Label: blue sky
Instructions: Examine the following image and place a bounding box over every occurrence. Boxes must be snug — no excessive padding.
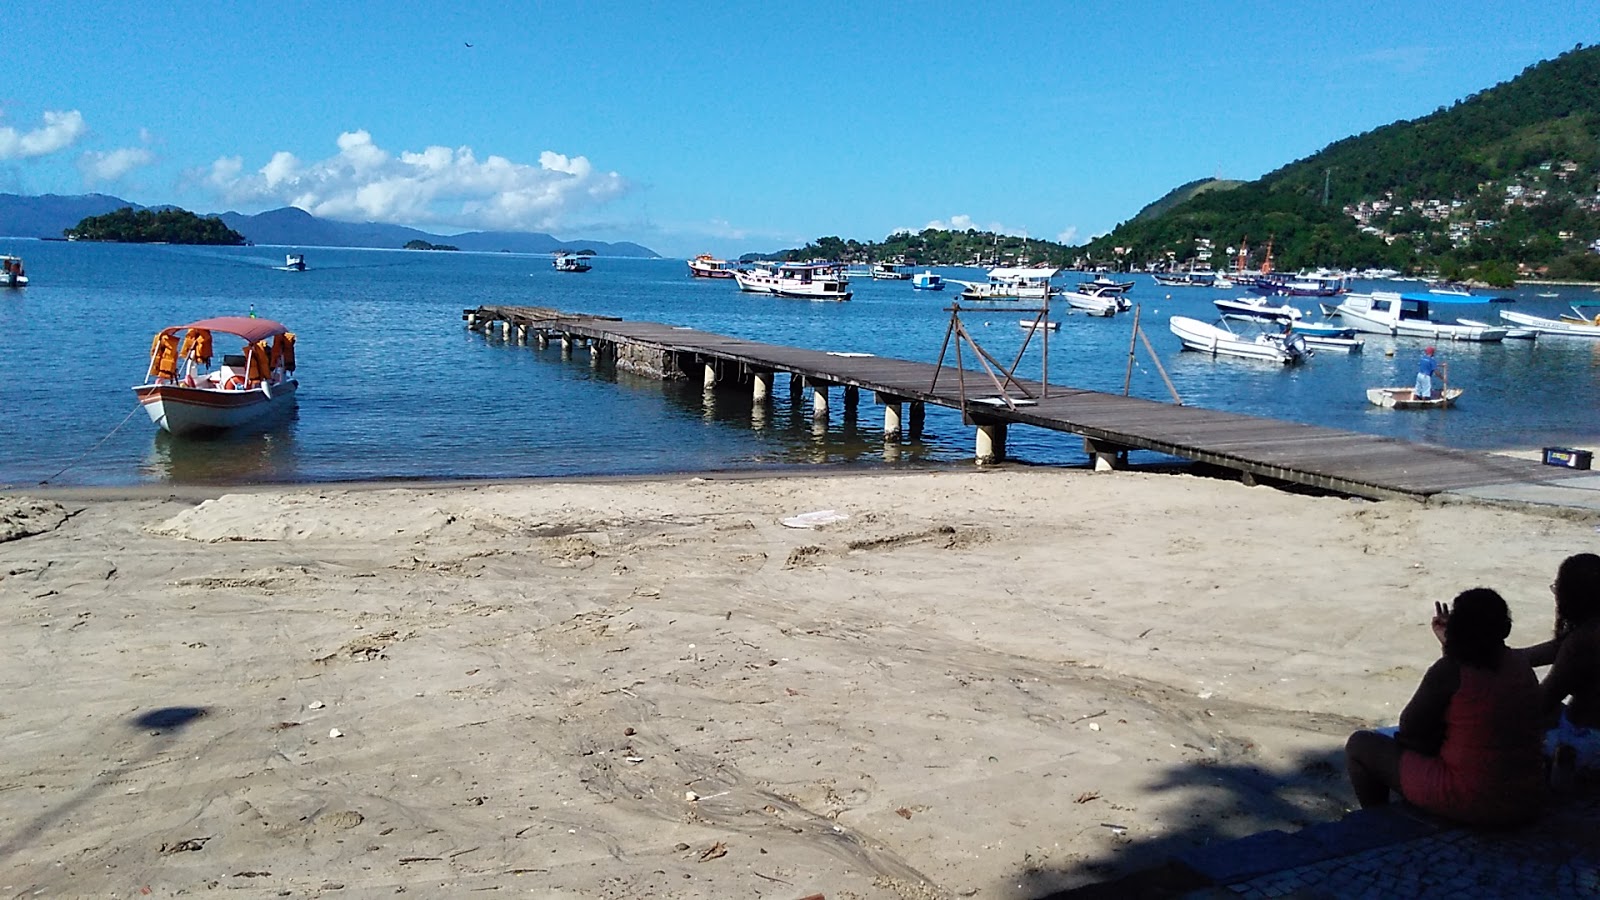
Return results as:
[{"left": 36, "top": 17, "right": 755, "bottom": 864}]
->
[{"left": 1, "top": 1, "right": 1594, "bottom": 257}]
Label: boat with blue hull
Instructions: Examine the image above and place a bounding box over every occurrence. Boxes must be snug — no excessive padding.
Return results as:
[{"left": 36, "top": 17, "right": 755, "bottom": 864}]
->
[{"left": 911, "top": 271, "right": 945, "bottom": 291}]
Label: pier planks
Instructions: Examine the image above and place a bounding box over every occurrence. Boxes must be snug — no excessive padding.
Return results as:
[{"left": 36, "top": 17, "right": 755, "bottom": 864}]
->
[{"left": 466, "top": 305, "right": 1554, "bottom": 501}]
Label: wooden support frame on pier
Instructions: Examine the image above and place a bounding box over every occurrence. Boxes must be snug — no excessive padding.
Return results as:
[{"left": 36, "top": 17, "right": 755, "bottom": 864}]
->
[{"left": 929, "top": 302, "right": 1048, "bottom": 420}]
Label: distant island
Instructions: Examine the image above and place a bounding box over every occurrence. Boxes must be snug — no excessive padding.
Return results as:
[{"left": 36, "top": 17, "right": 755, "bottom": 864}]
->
[
  {"left": 404, "top": 239, "right": 459, "bottom": 251},
  {"left": 64, "top": 207, "right": 245, "bottom": 245}
]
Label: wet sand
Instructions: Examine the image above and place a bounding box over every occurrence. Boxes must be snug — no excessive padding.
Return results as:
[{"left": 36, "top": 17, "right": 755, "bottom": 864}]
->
[{"left": 1, "top": 468, "right": 1593, "bottom": 898}]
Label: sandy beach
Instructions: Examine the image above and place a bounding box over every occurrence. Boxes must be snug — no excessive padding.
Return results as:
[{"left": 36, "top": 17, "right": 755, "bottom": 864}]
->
[{"left": 2, "top": 468, "right": 1595, "bottom": 898}]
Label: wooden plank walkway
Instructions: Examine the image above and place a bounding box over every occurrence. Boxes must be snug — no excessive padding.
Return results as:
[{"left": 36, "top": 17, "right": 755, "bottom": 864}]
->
[{"left": 466, "top": 305, "right": 1555, "bottom": 501}]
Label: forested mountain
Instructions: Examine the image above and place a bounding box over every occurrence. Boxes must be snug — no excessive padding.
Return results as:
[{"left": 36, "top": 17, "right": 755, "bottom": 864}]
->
[
  {"left": 748, "top": 229, "right": 1077, "bottom": 268},
  {"left": 1083, "top": 44, "right": 1600, "bottom": 282}
]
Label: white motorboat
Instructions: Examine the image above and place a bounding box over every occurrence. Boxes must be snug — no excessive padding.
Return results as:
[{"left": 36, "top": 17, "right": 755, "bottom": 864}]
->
[
  {"left": 1, "top": 254, "right": 28, "bottom": 287},
  {"left": 1301, "top": 334, "right": 1363, "bottom": 354},
  {"left": 871, "top": 263, "right": 911, "bottom": 280},
  {"left": 1332, "top": 292, "right": 1506, "bottom": 342},
  {"left": 132, "top": 316, "right": 299, "bottom": 436},
  {"left": 1065, "top": 290, "right": 1119, "bottom": 317},
  {"left": 1018, "top": 318, "right": 1060, "bottom": 331},
  {"left": 281, "top": 253, "right": 307, "bottom": 272},
  {"left": 1169, "top": 316, "right": 1309, "bottom": 364},
  {"left": 554, "top": 253, "right": 592, "bottom": 272},
  {"left": 1498, "top": 306, "right": 1600, "bottom": 339},
  {"left": 1426, "top": 281, "right": 1473, "bottom": 297},
  {"left": 1213, "top": 296, "right": 1304, "bottom": 322},
  {"left": 733, "top": 263, "right": 852, "bottom": 301},
  {"left": 950, "top": 266, "right": 1059, "bottom": 300}
]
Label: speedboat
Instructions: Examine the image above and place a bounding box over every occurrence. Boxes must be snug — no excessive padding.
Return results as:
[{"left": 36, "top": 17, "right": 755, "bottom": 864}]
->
[
  {"left": 871, "top": 263, "right": 911, "bottom": 280},
  {"left": 1213, "top": 296, "right": 1304, "bottom": 322},
  {"left": 1498, "top": 305, "right": 1600, "bottom": 339},
  {"left": 687, "top": 254, "right": 736, "bottom": 278},
  {"left": 132, "top": 316, "right": 299, "bottom": 436},
  {"left": 733, "top": 262, "right": 852, "bottom": 301},
  {"left": 1426, "top": 281, "right": 1472, "bottom": 297},
  {"left": 950, "top": 266, "right": 1059, "bottom": 300},
  {"left": 1169, "top": 316, "right": 1309, "bottom": 364},
  {"left": 1367, "top": 386, "right": 1463, "bottom": 410},
  {"left": 1333, "top": 292, "right": 1506, "bottom": 341},
  {"left": 1284, "top": 320, "right": 1362, "bottom": 353},
  {"left": 1065, "top": 290, "right": 1119, "bottom": 317},
  {"left": 282, "top": 253, "right": 307, "bottom": 272},
  {"left": 1, "top": 254, "right": 28, "bottom": 287},
  {"left": 554, "top": 253, "right": 592, "bottom": 272},
  {"left": 911, "top": 270, "right": 945, "bottom": 291}
]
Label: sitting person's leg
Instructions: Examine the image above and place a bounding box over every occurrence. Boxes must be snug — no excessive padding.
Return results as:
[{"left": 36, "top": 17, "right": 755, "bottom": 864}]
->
[{"left": 1346, "top": 729, "right": 1405, "bottom": 807}]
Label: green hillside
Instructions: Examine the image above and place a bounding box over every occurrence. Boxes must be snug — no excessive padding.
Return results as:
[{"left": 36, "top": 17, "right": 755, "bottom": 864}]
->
[
  {"left": 1130, "top": 178, "right": 1245, "bottom": 224},
  {"left": 1085, "top": 44, "right": 1600, "bottom": 282}
]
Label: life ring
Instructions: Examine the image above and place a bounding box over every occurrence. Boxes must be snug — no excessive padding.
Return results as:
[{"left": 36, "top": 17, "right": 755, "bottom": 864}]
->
[{"left": 223, "top": 375, "right": 247, "bottom": 390}]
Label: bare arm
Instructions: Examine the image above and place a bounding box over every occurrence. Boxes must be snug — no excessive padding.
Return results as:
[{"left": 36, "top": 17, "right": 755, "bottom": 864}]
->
[
  {"left": 1397, "top": 657, "right": 1459, "bottom": 757},
  {"left": 1518, "top": 636, "right": 1563, "bottom": 669}
]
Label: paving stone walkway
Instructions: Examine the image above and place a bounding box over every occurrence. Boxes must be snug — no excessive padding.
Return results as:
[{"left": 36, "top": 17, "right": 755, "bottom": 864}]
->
[{"left": 1055, "top": 785, "right": 1599, "bottom": 899}]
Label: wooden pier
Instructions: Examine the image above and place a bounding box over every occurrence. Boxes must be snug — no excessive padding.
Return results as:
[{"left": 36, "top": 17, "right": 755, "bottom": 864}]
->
[{"left": 463, "top": 305, "right": 1554, "bottom": 501}]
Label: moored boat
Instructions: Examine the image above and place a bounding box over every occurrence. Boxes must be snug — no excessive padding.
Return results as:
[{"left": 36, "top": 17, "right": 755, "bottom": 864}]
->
[
  {"left": 950, "top": 266, "right": 1059, "bottom": 300},
  {"left": 1458, "top": 318, "right": 1535, "bottom": 340},
  {"left": 132, "top": 316, "right": 299, "bottom": 436},
  {"left": 687, "top": 254, "right": 736, "bottom": 278},
  {"left": 1018, "top": 318, "right": 1061, "bottom": 331},
  {"left": 1076, "top": 273, "right": 1134, "bottom": 294},
  {"left": 1, "top": 254, "right": 28, "bottom": 287},
  {"left": 871, "top": 263, "right": 911, "bottom": 280},
  {"left": 1366, "top": 386, "right": 1463, "bottom": 410},
  {"left": 1333, "top": 292, "right": 1506, "bottom": 342},
  {"left": 1214, "top": 296, "right": 1303, "bottom": 322},
  {"left": 1426, "top": 281, "right": 1473, "bottom": 297},
  {"left": 911, "top": 270, "right": 945, "bottom": 291},
  {"left": 554, "top": 253, "right": 592, "bottom": 272},
  {"left": 1497, "top": 306, "right": 1600, "bottom": 339},
  {"left": 1169, "top": 316, "right": 1309, "bottom": 364},
  {"left": 733, "top": 262, "right": 852, "bottom": 301},
  {"left": 1065, "top": 290, "right": 1119, "bottom": 317}
]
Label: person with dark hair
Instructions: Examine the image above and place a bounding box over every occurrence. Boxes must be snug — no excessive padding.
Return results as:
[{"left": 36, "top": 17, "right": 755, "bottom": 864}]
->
[
  {"left": 1520, "top": 553, "right": 1600, "bottom": 779},
  {"left": 1345, "top": 588, "right": 1545, "bottom": 825}
]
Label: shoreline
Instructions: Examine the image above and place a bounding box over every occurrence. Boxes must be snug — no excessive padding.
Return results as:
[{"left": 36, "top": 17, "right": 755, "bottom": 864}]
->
[{"left": 3, "top": 466, "right": 1596, "bottom": 896}]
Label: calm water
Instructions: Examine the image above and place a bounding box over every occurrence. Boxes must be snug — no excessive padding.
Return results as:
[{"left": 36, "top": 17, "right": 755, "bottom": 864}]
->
[{"left": 1, "top": 240, "right": 1596, "bottom": 487}]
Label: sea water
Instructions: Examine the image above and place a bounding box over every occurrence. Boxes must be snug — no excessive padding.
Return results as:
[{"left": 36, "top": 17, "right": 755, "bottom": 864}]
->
[{"left": 0, "top": 240, "right": 1594, "bottom": 487}]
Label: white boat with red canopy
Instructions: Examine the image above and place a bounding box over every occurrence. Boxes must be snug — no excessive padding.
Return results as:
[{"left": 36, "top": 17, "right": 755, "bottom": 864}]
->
[{"left": 132, "top": 316, "right": 298, "bottom": 436}]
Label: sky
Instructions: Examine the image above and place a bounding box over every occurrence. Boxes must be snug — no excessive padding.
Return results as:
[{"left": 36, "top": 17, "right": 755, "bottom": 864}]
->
[{"left": 1, "top": 2, "right": 1595, "bottom": 258}]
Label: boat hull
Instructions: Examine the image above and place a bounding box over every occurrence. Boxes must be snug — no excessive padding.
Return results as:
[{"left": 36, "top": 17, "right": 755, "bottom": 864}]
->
[
  {"left": 1334, "top": 297, "right": 1506, "bottom": 341},
  {"left": 133, "top": 381, "right": 299, "bottom": 436},
  {"left": 1367, "top": 387, "right": 1462, "bottom": 410},
  {"left": 1169, "top": 316, "right": 1306, "bottom": 364},
  {"left": 1065, "top": 293, "right": 1118, "bottom": 316},
  {"left": 1498, "top": 310, "right": 1600, "bottom": 339}
]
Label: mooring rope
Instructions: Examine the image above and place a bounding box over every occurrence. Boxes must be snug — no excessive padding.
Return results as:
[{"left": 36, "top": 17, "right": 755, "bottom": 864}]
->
[{"left": 39, "top": 404, "right": 143, "bottom": 485}]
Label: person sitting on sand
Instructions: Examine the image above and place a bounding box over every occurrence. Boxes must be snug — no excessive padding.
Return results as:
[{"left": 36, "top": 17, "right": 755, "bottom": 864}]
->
[
  {"left": 1345, "top": 588, "right": 1545, "bottom": 826},
  {"left": 1519, "top": 553, "right": 1600, "bottom": 780}
]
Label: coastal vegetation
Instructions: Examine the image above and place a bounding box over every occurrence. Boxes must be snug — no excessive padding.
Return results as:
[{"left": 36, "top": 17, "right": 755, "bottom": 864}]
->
[
  {"left": 64, "top": 207, "right": 245, "bottom": 245},
  {"left": 1082, "top": 43, "right": 1600, "bottom": 281},
  {"left": 759, "top": 45, "right": 1600, "bottom": 285},
  {"left": 403, "top": 239, "right": 459, "bottom": 251}
]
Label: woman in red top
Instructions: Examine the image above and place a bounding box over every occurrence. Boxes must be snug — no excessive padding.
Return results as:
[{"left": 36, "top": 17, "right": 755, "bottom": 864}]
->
[{"left": 1346, "top": 588, "right": 1546, "bottom": 826}]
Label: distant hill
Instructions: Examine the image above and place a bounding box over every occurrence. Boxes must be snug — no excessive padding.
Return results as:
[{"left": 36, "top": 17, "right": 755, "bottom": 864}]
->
[
  {"left": 1085, "top": 44, "right": 1600, "bottom": 281},
  {"left": 0, "top": 194, "right": 658, "bottom": 257},
  {"left": 1129, "top": 178, "right": 1245, "bottom": 224}
]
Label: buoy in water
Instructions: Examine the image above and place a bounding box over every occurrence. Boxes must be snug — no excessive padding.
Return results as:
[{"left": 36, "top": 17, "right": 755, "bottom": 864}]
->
[{"left": 1384, "top": 347, "right": 1395, "bottom": 357}]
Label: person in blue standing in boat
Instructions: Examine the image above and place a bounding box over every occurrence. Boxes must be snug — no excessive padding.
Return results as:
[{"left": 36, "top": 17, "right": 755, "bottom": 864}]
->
[{"left": 1415, "top": 346, "right": 1442, "bottom": 400}]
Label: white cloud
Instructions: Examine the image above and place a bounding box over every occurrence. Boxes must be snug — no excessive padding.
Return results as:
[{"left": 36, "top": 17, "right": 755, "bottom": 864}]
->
[
  {"left": 917, "top": 214, "right": 1022, "bottom": 236},
  {"left": 0, "top": 109, "right": 88, "bottom": 160},
  {"left": 1056, "top": 226, "right": 1079, "bottom": 244},
  {"left": 195, "top": 130, "right": 629, "bottom": 230},
  {"left": 77, "top": 146, "right": 156, "bottom": 184}
]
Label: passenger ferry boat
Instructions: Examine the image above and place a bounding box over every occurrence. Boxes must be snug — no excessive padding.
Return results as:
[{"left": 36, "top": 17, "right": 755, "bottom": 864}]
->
[
  {"left": 951, "top": 266, "right": 1060, "bottom": 300},
  {"left": 554, "top": 253, "right": 593, "bottom": 273},
  {"left": 687, "top": 254, "right": 736, "bottom": 278},
  {"left": 1, "top": 254, "right": 28, "bottom": 287},
  {"left": 871, "top": 263, "right": 911, "bottom": 280},
  {"left": 733, "top": 263, "right": 852, "bottom": 301}
]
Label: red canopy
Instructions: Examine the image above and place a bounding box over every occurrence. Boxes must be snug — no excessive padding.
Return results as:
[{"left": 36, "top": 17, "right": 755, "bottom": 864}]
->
[{"left": 169, "top": 316, "right": 290, "bottom": 343}]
